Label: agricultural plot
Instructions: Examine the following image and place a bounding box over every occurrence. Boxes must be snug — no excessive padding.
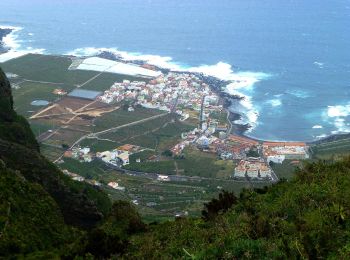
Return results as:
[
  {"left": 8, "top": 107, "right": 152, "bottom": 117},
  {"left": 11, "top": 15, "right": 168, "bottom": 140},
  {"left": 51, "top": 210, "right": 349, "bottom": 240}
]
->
[
  {"left": 271, "top": 160, "right": 300, "bottom": 180},
  {"left": 3, "top": 54, "right": 143, "bottom": 87},
  {"left": 12, "top": 81, "right": 61, "bottom": 117},
  {"left": 59, "top": 158, "right": 268, "bottom": 220},
  {"left": 126, "top": 147, "right": 235, "bottom": 179},
  {"left": 311, "top": 138, "right": 350, "bottom": 160},
  {"left": 82, "top": 115, "right": 194, "bottom": 154},
  {"left": 92, "top": 106, "right": 163, "bottom": 132},
  {"left": 176, "top": 148, "right": 235, "bottom": 179}
]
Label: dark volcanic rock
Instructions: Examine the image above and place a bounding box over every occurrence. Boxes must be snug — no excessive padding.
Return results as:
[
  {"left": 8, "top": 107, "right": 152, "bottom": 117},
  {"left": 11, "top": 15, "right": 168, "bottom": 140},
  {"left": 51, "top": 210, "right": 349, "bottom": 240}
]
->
[
  {"left": 0, "top": 67, "right": 39, "bottom": 151},
  {"left": 0, "top": 67, "right": 14, "bottom": 119},
  {"left": 0, "top": 28, "right": 12, "bottom": 53}
]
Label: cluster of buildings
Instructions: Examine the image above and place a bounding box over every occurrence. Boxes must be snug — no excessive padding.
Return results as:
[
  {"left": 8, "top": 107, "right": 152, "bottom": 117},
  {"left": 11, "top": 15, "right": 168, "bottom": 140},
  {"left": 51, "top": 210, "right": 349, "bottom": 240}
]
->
[
  {"left": 97, "top": 149, "right": 130, "bottom": 167},
  {"left": 64, "top": 146, "right": 93, "bottom": 162},
  {"left": 62, "top": 169, "right": 101, "bottom": 186},
  {"left": 96, "top": 144, "right": 142, "bottom": 167},
  {"left": 232, "top": 141, "right": 309, "bottom": 181},
  {"left": 107, "top": 182, "right": 126, "bottom": 191},
  {"left": 234, "top": 158, "right": 273, "bottom": 180},
  {"left": 62, "top": 169, "right": 85, "bottom": 182},
  {"left": 53, "top": 88, "right": 67, "bottom": 96},
  {"left": 97, "top": 72, "right": 222, "bottom": 118},
  {"left": 263, "top": 142, "right": 309, "bottom": 164}
]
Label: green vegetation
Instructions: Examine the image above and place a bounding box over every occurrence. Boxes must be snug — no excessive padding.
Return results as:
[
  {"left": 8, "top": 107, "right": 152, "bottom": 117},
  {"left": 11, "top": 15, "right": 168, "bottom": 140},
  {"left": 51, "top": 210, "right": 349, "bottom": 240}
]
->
[
  {"left": 125, "top": 158, "right": 350, "bottom": 259},
  {"left": 270, "top": 159, "right": 300, "bottom": 180},
  {"left": 83, "top": 114, "right": 193, "bottom": 152},
  {"left": 0, "top": 68, "right": 39, "bottom": 151},
  {"left": 125, "top": 160, "right": 176, "bottom": 175},
  {"left": 93, "top": 106, "right": 163, "bottom": 132},
  {"left": 0, "top": 163, "right": 74, "bottom": 256},
  {"left": 311, "top": 136, "right": 350, "bottom": 160},
  {"left": 125, "top": 147, "right": 235, "bottom": 179},
  {"left": 176, "top": 148, "right": 235, "bottom": 178},
  {"left": 12, "top": 81, "right": 62, "bottom": 117},
  {"left": 129, "top": 150, "right": 156, "bottom": 163},
  {"left": 3, "top": 57, "right": 350, "bottom": 259},
  {"left": 61, "top": 158, "right": 107, "bottom": 180},
  {"left": 2, "top": 54, "right": 142, "bottom": 89},
  {"left": 210, "top": 110, "right": 228, "bottom": 125}
]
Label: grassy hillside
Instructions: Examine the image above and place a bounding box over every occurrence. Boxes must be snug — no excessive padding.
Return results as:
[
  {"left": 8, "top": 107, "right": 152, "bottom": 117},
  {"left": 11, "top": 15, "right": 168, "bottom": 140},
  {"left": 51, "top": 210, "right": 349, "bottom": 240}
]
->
[
  {"left": 0, "top": 68, "right": 39, "bottom": 151},
  {"left": 311, "top": 135, "right": 350, "bottom": 160},
  {"left": 125, "top": 158, "right": 350, "bottom": 259},
  {"left": 0, "top": 162, "right": 74, "bottom": 257},
  {"left": 2, "top": 63, "right": 350, "bottom": 258}
]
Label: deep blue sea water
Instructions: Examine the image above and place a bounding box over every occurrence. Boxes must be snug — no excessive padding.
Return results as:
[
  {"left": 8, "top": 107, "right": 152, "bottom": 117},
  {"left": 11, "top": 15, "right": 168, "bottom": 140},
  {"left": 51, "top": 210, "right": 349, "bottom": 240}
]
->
[{"left": 0, "top": 0, "right": 349, "bottom": 141}]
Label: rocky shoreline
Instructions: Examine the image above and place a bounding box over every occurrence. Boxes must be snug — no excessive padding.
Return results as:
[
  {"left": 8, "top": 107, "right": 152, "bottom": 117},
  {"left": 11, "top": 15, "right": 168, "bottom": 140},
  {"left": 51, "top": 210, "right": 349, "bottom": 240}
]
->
[{"left": 0, "top": 28, "right": 12, "bottom": 54}]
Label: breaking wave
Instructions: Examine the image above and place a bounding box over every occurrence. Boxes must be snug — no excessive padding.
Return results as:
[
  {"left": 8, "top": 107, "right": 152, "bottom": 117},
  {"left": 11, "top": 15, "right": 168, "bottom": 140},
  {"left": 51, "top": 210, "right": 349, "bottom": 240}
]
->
[
  {"left": 326, "top": 103, "right": 350, "bottom": 134},
  {"left": 67, "top": 47, "right": 271, "bottom": 130},
  {"left": 0, "top": 25, "right": 45, "bottom": 63}
]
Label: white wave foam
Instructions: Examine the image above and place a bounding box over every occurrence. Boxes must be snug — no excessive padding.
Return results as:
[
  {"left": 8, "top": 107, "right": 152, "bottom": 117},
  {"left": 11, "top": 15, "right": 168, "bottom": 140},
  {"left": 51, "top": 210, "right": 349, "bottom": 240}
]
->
[
  {"left": 0, "top": 25, "right": 45, "bottom": 62},
  {"left": 315, "top": 134, "right": 327, "bottom": 140},
  {"left": 225, "top": 83, "right": 259, "bottom": 130},
  {"left": 266, "top": 99, "right": 282, "bottom": 107},
  {"left": 286, "top": 89, "right": 310, "bottom": 99},
  {"left": 313, "top": 61, "right": 324, "bottom": 69},
  {"left": 67, "top": 47, "right": 271, "bottom": 130},
  {"left": 1, "top": 25, "right": 23, "bottom": 50},
  {"left": 326, "top": 103, "right": 350, "bottom": 134},
  {"left": 312, "top": 125, "right": 323, "bottom": 129},
  {"left": 327, "top": 104, "right": 350, "bottom": 117},
  {"left": 66, "top": 47, "right": 270, "bottom": 82}
]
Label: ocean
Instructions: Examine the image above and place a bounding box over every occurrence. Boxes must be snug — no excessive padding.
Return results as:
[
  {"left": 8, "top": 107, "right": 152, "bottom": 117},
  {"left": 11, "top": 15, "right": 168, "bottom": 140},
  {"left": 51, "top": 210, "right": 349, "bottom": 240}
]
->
[{"left": 0, "top": 0, "right": 349, "bottom": 141}]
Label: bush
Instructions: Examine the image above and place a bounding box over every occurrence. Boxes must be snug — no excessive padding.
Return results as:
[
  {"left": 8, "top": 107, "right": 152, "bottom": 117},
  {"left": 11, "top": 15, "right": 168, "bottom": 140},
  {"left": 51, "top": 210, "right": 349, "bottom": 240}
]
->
[{"left": 202, "top": 190, "right": 238, "bottom": 221}]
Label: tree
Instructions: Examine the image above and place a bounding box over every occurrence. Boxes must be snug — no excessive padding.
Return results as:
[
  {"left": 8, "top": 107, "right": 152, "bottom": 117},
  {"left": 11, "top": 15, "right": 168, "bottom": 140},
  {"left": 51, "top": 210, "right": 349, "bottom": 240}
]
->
[
  {"left": 202, "top": 190, "right": 238, "bottom": 221},
  {"left": 162, "top": 150, "right": 173, "bottom": 157}
]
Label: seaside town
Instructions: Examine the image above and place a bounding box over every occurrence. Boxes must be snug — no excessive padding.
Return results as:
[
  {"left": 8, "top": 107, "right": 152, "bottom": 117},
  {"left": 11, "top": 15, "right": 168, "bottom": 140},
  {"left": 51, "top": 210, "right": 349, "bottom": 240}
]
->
[
  {"left": 97, "top": 72, "right": 221, "bottom": 119},
  {"left": 58, "top": 69, "right": 310, "bottom": 185}
]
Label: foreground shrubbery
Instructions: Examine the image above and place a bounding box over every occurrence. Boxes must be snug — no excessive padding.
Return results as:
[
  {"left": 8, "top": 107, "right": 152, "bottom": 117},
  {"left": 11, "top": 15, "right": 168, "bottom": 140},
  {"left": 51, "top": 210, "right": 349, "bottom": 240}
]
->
[{"left": 125, "top": 158, "right": 350, "bottom": 259}]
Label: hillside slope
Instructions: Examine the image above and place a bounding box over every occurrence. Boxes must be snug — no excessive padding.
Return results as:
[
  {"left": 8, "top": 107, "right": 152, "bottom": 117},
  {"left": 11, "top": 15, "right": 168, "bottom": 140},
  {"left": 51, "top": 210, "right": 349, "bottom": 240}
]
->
[
  {"left": 0, "top": 68, "right": 39, "bottom": 151},
  {"left": 126, "top": 158, "right": 350, "bottom": 259},
  {"left": 0, "top": 162, "right": 74, "bottom": 257},
  {"left": 0, "top": 67, "right": 111, "bottom": 229}
]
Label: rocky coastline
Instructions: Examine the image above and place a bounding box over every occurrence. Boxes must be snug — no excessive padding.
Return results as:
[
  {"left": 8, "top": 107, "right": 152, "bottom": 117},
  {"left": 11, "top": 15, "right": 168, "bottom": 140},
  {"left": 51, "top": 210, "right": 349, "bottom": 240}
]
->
[{"left": 0, "top": 28, "right": 12, "bottom": 54}]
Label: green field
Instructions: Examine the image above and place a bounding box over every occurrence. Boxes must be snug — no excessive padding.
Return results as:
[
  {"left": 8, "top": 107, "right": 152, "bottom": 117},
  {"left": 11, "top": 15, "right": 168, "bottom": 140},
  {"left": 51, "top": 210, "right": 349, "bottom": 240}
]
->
[
  {"left": 311, "top": 138, "right": 350, "bottom": 160},
  {"left": 40, "top": 143, "right": 64, "bottom": 161},
  {"left": 92, "top": 106, "right": 164, "bottom": 132},
  {"left": 176, "top": 148, "right": 235, "bottom": 178},
  {"left": 83, "top": 114, "right": 194, "bottom": 152},
  {"left": 3, "top": 54, "right": 146, "bottom": 121},
  {"left": 58, "top": 157, "right": 268, "bottom": 221},
  {"left": 2, "top": 54, "right": 143, "bottom": 89},
  {"left": 12, "top": 81, "right": 62, "bottom": 117},
  {"left": 271, "top": 160, "right": 300, "bottom": 180},
  {"left": 124, "top": 147, "right": 235, "bottom": 179}
]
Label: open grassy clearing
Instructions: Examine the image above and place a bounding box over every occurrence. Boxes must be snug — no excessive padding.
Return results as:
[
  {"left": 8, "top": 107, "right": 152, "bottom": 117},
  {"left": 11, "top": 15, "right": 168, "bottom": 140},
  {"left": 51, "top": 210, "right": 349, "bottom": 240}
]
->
[
  {"left": 176, "top": 148, "right": 235, "bottom": 178},
  {"left": 311, "top": 138, "right": 350, "bottom": 160},
  {"left": 271, "top": 160, "right": 300, "bottom": 180},
  {"left": 2, "top": 54, "right": 144, "bottom": 88},
  {"left": 92, "top": 106, "right": 163, "bottom": 132},
  {"left": 12, "top": 81, "right": 61, "bottom": 117},
  {"left": 83, "top": 114, "right": 192, "bottom": 152},
  {"left": 58, "top": 156, "right": 271, "bottom": 221}
]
